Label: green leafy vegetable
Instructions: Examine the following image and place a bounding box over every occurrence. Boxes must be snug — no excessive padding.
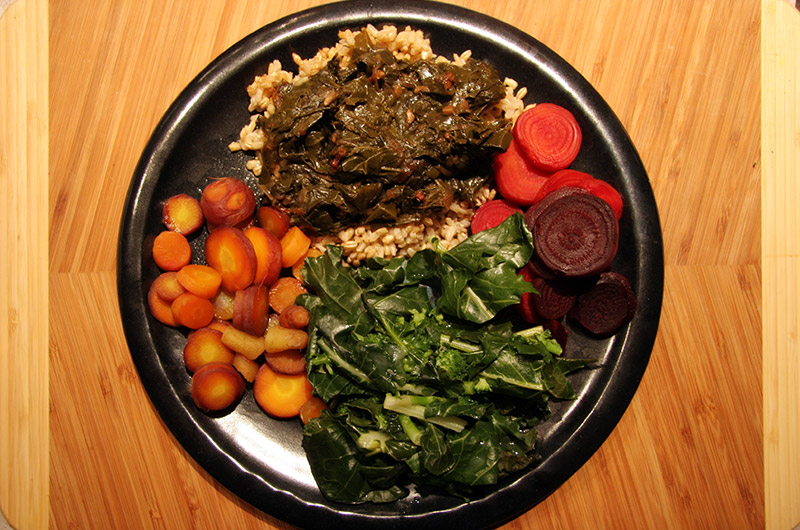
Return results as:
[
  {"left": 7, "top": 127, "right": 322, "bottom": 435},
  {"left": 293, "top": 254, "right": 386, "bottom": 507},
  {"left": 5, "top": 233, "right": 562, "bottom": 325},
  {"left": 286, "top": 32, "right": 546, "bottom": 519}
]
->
[
  {"left": 298, "top": 215, "right": 593, "bottom": 503},
  {"left": 255, "top": 31, "right": 513, "bottom": 234}
]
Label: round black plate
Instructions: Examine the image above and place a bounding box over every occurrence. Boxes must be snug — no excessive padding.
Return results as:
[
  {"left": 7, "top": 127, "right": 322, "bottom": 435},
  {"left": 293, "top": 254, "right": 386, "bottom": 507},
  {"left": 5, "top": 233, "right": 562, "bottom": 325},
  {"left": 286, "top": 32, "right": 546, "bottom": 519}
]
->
[{"left": 117, "top": 2, "right": 663, "bottom": 529}]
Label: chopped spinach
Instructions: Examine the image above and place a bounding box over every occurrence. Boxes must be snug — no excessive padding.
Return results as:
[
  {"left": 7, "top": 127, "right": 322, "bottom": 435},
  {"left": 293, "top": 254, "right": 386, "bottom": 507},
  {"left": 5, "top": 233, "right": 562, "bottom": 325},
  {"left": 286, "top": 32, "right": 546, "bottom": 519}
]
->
[
  {"left": 257, "top": 31, "right": 513, "bottom": 234},
  {"left": 298, "top": 215, "right": 593, "bottom": 503}
]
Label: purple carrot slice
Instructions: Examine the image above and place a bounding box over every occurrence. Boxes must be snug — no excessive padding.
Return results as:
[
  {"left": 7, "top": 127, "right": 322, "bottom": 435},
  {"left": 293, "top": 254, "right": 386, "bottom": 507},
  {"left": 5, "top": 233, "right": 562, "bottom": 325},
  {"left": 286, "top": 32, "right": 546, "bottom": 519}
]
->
[
  {"left": 530, "top": 277, "right": 576, "bottom": 319},
  {"left": 530, "top": 190, "right": 619, "bottom": 278},
  {"left": 570, "top": 271, "right": 637, "bottom": 336}
]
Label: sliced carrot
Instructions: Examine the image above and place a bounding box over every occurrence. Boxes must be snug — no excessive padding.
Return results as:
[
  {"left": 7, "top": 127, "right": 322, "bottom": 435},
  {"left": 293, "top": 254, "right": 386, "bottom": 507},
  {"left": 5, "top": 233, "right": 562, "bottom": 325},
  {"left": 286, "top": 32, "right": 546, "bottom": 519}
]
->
[
  {"left": 243, "top": 226, "right": 282, "bottom": 287},
  {"left": 171, "top": 292, "right": 215, "bottom": 329},
  {"left": 279, "top": 226, "right": 311, "bottom": 269},
  {"left": 211, "top": 289, "right": 235, "bottom": 321},
  {"left": 265, "top": 349, "right": 306, "bottom": 375},
  {"left": 233, "top": 285, "right": 270, "bottom": 336},
  {"left": 152, "top": 230, "right": 191, "bottom": 271},
  {"left": 183, "top": 327, "right": 235, "bottom": 373},
  {"left": 191, "top": 362, "right": 245, "bottom": 412},
  {"left": 148, "top": 282, "right": 178, "bottom": 326},
  {"left": 471, "top": 199, "right": 522, "bottom": 234},
  {"left": 200, "top": 177, "right": 256, "bottom": 227},
  {"left": 291, "top": 248, "right": 323, "bottom": 282},
  {"left": 204, "top": 227, "right": 257, "bottom": 292},
  {"left": 299, "top": 396, "right": 328, "bottom": 424},
  {"left": 177, "top": 264, "right": 222, "bottom": 299},
  {"left": 514, "top": 103, "right": 582, "bottom": 172},
  {"left": 268, "top": 277, "right": 308, "bottom": 314},
  {"left": 151, "top": 271, "right": 186, "bottom": 302},
  {"left": 279, "top": 304, "right": 310, "bottom": 329},
  {"left": 162, "top": 193, "right": 204, "bottom": 235},
  {"left": 253, "top": 363, "right": 313, "bottom": 418},
  {"left": 492, "top": 138, "right": 551, "bottom": 206},
  {"left": 232, "top": 353, "right": 259, "bottom": 383},
  {"left": 207, "top": 318, "right": 232, "bottom": 334},
  {"left": 257, "top": 206, "right": 291, "bottom": 239}
]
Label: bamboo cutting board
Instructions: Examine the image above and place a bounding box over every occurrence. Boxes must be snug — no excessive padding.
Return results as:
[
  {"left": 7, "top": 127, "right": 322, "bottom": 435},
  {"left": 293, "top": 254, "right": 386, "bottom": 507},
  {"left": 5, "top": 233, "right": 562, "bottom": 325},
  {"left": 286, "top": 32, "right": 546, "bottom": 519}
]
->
[{"left": 1, "top": 0, "right": 798, "bottom": 528}]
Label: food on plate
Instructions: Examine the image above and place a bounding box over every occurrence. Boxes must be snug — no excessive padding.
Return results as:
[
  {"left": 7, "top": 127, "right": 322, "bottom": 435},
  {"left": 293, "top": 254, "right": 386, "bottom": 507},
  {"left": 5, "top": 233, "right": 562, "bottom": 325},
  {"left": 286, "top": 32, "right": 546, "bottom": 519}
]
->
[
  {"left": 144, "top": 24, "right": 640, "bottom": 506},
  {"left": 470, "top": 198, "right": 522, "bottom": 234},
  {"left": 190, "top": 362, "right": 245, "bottom": 412},
  {"left": 512, "top": 102, "right": 582, "bottom": 172},
  {"left": 200, "top": 177, "right": 257, "bottom": 228},
  {"left": 162, "top": 193, "right": 204, "bottom": 235},
  {"left": 525, "top": 188, "right": 619, "bottom": 278},
  {"left": 492, "top": 138, "right": 551, "bottom": 206}
]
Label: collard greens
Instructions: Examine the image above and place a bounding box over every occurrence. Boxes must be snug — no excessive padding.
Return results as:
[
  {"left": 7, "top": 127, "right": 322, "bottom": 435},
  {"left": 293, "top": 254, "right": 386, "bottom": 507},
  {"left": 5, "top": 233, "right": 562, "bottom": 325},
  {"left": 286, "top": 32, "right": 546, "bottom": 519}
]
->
[
  {"left": 297, "top": 215, "right": 592, "bottom": 503},
  {"left": 257, "top": 31, "right": 513, "bottom": 234}
]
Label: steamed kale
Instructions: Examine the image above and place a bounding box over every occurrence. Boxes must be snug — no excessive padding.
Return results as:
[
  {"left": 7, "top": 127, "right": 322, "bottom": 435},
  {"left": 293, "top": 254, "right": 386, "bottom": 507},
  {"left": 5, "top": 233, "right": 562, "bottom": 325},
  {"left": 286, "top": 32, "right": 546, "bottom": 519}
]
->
[{"left": 298, "top": 215, "right": 592, "bottom": 503}]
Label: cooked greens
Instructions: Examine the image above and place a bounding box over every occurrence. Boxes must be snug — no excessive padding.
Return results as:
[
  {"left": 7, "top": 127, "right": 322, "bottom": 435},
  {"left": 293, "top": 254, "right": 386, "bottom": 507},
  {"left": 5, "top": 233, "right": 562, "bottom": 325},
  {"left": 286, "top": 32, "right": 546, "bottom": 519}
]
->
[
  {"left": 298, "top": 215, "right": 592, "bottom": 503},
  {"left": 257, "top": 31, "right": 513, "bottom": 234}
]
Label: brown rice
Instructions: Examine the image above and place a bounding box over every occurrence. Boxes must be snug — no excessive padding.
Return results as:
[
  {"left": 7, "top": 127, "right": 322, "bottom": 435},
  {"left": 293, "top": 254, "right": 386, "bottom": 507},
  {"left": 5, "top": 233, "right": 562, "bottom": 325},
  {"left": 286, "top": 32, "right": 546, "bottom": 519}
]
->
[{"left": 229, "top": 24, "right": 531, "bottom": 266}]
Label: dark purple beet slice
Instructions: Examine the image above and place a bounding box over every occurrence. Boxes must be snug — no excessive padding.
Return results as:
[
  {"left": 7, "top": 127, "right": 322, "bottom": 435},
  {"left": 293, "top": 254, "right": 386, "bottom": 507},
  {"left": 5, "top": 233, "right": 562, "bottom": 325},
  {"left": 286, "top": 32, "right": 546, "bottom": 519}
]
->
[
  {"left": 531, "top": 191, "right": 619, "bottom": 278},
  {"left": 523, "top": 186, "right": 586, "bottom": 234},
  {"left": 570, "top": 271, "right": 637, "bottom": 336},
  {"left": 530, "top": 277, "right": 576, "bottom": 319}
]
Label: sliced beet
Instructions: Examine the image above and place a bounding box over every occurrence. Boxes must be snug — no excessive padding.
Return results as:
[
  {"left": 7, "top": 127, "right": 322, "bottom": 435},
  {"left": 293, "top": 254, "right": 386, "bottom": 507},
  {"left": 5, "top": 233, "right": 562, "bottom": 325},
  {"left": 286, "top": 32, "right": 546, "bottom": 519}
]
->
[
  {"left": 523, "top": 185, "right": 585, "bottom": 233},
  {"left": 570, "top": 271, "right": 637, "bottom": 336},
  {"left": 530, "top": 277, "right": 576, "bottom": 319},
  {"left": 530, "top": 191, "right": 619, "bottom": 278},
  {"left": 516, "top": 264, "right": 538, "bottom": 323}
]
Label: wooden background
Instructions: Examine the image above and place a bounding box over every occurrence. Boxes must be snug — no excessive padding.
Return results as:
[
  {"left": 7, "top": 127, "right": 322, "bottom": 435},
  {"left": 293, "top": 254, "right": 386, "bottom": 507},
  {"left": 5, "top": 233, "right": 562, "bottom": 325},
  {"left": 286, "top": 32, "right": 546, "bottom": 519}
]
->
[{"left": 1, "top": 0, "right": 798, "bottom": 528}]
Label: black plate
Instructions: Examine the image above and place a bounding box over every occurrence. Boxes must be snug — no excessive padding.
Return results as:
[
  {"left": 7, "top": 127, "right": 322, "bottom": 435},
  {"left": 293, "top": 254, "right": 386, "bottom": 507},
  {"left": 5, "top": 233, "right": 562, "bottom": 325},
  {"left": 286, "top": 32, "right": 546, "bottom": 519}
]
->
[{"left": 117, "top": 2, "right": 663, "bottom": 529}]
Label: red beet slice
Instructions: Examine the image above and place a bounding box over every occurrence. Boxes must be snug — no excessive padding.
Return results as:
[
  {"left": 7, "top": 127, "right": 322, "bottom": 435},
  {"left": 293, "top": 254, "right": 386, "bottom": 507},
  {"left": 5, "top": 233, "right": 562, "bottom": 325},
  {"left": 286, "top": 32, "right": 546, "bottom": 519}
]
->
[
  {"left": 570, "top": 271, "right": 637, "bottom": 336},
  {"left": 530, "top": 277, "right": 576, "bottom": 320},
  {"left": 530, "top": 191, "right": 619, "bottom": 278},
  {"left": 516, "top": 264, "right": 538, "bottom": 323},
  {"left": 471, "top": 199, "right": 522, "bottom": 234},
  {"left": 532, "top": 169, "right": 594, "bottom": 205}
]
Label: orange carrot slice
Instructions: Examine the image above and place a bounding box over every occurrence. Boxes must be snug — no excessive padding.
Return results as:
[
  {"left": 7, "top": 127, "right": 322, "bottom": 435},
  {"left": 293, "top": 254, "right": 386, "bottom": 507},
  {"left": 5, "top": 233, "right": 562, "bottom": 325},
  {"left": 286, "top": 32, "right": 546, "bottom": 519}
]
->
[
  {"left": 204, "top": 227, "right": 257, "bottom": 292},
  {"left": 177, "top": 264, "right": 222, "bottom": 299},
  {"left": 279, "top": 226, "right": 311, "bottom": 268},
  {"left": 253, "top": 364, "right": 313, "bottom": 418},
  {"left": 171, "top": 292, "right": 215, "bottom": 329},
  {"left": 162, "top": 193, "right": 204, "bottom": 235},
  {"left": 243, "top": 226, "right": 282, "bottom": 287},
  {"left": 152, "top": 230, "right": 191, "bottom": 271}
]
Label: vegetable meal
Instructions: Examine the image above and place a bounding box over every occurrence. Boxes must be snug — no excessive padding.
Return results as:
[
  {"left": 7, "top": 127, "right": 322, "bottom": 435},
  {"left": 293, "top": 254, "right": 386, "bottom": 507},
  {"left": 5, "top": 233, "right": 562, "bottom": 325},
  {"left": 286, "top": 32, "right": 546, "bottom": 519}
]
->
[{"left": 145, "top": 24, "right": 637, "bottom": 505}]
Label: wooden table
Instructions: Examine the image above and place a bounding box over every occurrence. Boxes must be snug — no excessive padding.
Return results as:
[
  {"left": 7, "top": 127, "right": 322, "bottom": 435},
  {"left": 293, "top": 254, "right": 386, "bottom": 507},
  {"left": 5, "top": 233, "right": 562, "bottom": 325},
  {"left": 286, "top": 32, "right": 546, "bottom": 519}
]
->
[{"left": 2, "top": 0, "right": 798, "bottom": 528}]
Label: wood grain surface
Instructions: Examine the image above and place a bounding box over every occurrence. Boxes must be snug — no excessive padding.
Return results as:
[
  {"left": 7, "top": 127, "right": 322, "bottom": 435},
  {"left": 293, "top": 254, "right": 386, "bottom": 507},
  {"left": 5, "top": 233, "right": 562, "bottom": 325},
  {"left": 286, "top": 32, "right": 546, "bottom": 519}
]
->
[{"left": 1, "top": 0, "right": 797, "bottom": 528}]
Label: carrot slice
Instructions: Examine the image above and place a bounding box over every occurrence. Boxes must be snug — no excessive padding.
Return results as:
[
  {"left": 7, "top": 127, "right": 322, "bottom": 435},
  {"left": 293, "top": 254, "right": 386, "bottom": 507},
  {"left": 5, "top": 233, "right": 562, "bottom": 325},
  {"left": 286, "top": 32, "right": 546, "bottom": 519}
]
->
[
  {"left": 204, "top": 227, "right": 257, "bottom": 292},
  {"left": 152, "top": 230, "right": 191, "bottom": 271},
  {"left": 253, "top": 364, "right": 313, "bottom": 418},
  {"left": 162, "top": 193, "right": 204, "bottom": 235},
  {"left": 279, "top": 226, "right": 311, "bottom": 268},
  {"left": 257, "top": 206, "right": 291, "bottom": 239},
  {"left": 492, "top": 138, "right": 551, "bottom": 206},
  {"left": 177, "top": 264, "right": 222, "bottom": 299},
  {"left": 243, "top": 226, "right": 282, "bottom": 287},
  {"left": 514, "top": 103, "right": 582, "bottom": 172},
  {"left": 471, "top": 199, "right": 522, "bottom": 234},
  {"left": 299, "top": 397, "right": 328, "bottom": 424},
  {"left": 171, "top": 292, "right": 215, "bottom": 329},
  {"left": 200, "top": 177, "right": 256, "bottom": 227},
  {"left": 151, "top": 271, "right": 186, "bottom": 302},
  {"left": 183, "top": 327, "right": 235, "bottom": 373},
  {"left": 148, "top": 282, "right": 178, "bottom": 326}
]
